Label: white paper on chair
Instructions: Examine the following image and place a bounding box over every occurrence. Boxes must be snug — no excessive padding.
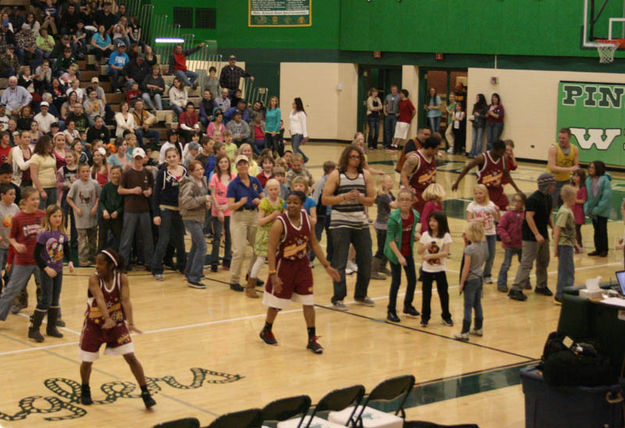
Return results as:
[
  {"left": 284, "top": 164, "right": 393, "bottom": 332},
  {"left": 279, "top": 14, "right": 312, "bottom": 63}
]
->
[{"left": 600, "top": 297, "right": 625, "bottom": 309}]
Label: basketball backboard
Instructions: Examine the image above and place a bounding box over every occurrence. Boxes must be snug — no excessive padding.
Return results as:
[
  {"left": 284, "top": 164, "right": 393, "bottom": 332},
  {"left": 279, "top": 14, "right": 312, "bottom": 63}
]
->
[{"left": 582, "top": 0, "right": 625, "bottom": 47}]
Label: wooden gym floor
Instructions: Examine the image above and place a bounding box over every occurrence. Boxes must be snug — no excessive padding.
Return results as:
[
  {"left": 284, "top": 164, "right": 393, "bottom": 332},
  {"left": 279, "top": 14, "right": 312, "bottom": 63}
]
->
[{"left": 1, "top": 143, "right": 623, "bottom": 427}]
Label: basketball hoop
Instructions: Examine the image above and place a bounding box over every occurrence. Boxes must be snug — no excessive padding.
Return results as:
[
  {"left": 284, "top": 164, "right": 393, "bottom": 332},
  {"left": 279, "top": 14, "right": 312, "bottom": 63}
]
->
[{"left": 596, "top": 40, "right": 620, "bottom": 63}]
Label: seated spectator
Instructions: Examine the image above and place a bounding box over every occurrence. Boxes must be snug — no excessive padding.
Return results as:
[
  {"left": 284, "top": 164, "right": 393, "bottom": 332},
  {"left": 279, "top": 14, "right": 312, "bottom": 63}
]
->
[
  {"left": 128, "top": 17, "right": 142, "bottom": 48},
  {"left": 141, "top": 64, "right": 164, "bottom": 110},
  {"left": 71, "top": 21, "right": 88, "bottom": 57},
  {"left": 87, "top": 77, "right": 107, "bottom": 105},
  {"left": 34, "top": 60, "right": 53, "bottom": 93},
  {"left": 24, "top": 13, "right": 41, "bottom": 37},
  {"left": 0, "top": 44, "right": 18, "bottom": 78},
  {"left": 214, "top": 88, "right": 231, "bottom": 112},
  {"left": 0, "top": 104, "right": 8, "bottom": 131},
  {"left": 169, "top": 42, "right": 206, "bottom": 89},
  {"left": 30, "top": 121, "right": 43, "bottom": 144},
  {"left": 34, "top": 101, "right": 57, "bottom": 134},
  {"left": 95, "top": 2, "right": 117, "bottom": 33},
  {"left": 59, "top": 3, "right": 80, "bottom": 35},
  {"left": 15, "top": 23, "right": 38, "bottom": 66},
  {"left": 83, "top": 89, "right": 105, "bottom": 125},
  {"left": 106, "top": 137, "right": 130, "bottom": 171},
  {"left": 41, "top": 0, "right": 60, "bottom": 35},
  {"left": 36, "top": 27, "right": 55, "bottom": 59},
  {"left": 108, "top": 43, "right": 130, "bottom": 93},
  {"left": 61, "top": 90, "right": 78, "bottom": 122},
  {"left": 251, "top": 101, "right": 265, "bottom": 121},
  {"left": 87, "top": 115, "right": 110, "bottom": 144},
  {"left": 53, "top": 47, "right": 77, "bottom": 76},
  {"left": 90, "top": 24, "right": 112, "bottom": 61},
  {"left": 1, "top": 76, "right": 32, "bottom": 117},
  {"left": 17, "top": 105, "right": 33, "bottom": 131},
  {"left": 124, "top": 53, "right": 149, "bottom": 90},
  {"left": 66, "top": 78, "right": 84, "bottom": 104},
  {"left": 40, "top": 93, "right": 61, "bottom": 121},
  {"left": 224, "top": 100, "right": 250, "bottom": 124},
  {"left": 126, "top": 82, "right": 141, "bottom": 105},
  {"left": 51, "top": 78, "right": 67, "bottom": 113},
  {"left": 226, "top": 111, "right": 250, "bottom": 147},
  {"left": 178, "top": 102, "right": 200, "bottom": 143},
  {"left": 205, "top": 66, "right": 220, "bottom": 101},
  {"left": 199, "top": 90, "right": 214, "bottom": 128},
  {"left": 63, "top": 120, "right": 80, "bottom": 145},
  {"left": 50, "top": 34, "right": 74, "bottom": 60},
  {"left": 17, "top": 66, "right": 35, "bottom": 96},
  {"left": 66, "top": 102, "right": 90, "bottom": 133},
  {"left": 111, "top": 23, "right": 130, "bottom": 49},
  {"left": 219, "top": 55, "right": 254, "bottom": 96},
  {"left": 114, "top": 101, "right": 135, "bottom": 138},
  {"left": 168, "top": 77, "right": 187, "bottom": 116},
  {"left": 132, "top": 99, "right": 159, "bottom": 149},
  {"left": 207, "top": 109, "right": 226, "bottom": 140}
]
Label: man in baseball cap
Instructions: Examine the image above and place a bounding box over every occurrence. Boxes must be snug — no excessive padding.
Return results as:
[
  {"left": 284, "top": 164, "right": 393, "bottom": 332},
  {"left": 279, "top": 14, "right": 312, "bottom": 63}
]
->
[{"left": 508, "top": 173, "right": 556, "bottom": 301}]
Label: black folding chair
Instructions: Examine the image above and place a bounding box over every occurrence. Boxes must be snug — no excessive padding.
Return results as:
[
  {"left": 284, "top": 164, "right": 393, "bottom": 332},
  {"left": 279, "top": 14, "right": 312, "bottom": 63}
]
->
[
  {"left": 353, "top": 375, "right": 416, "bottom": 426},
  {"left": 404, "top": 422, "right": 478, "bottom": 428},
  {"left": 153, "top": 417, "right": 200, "bottom": 428},
  {"left": 304, "top": 384, "right": 365, "bottom": 428},
  {"left": 261, "top": 395, "right": 312, "bottom": 426},
  {"left": 206, "top": 408, "right": 263, "bottom": 428}
]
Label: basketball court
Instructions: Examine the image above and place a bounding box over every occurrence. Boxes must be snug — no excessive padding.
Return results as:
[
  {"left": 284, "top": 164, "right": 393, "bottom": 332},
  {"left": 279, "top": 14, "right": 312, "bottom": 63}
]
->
[{"left": 1, "top": 141, "right": 623, "bottom": 427}]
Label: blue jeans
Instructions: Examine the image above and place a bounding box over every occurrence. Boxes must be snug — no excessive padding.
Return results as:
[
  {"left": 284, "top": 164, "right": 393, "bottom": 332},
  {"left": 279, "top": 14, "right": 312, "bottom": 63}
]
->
[
  {"left": 330, "top": 227, "right": 372, "bottom": 303},
  {"left": 388, "top": 254, "right": 417, "bottom": 312},
  {"left": 119, "top": 212, "right": 154, "bottom": 268},
  {"left": 174, "top": 69, "right": 198, "bottom": 87},
  {"left": 384, "top": 115, "right": 398, "bottom": 147},
  {"left": 428, "top": 116, "right": 441, "bottom": 132},
  {"left": 462, "top": 277, "right": 483, "bottom": 326},
  {"left": 135, "top": 128, "right": 161, "bottom": 149},
  {"left": 497, "top": 247, "right": 522, "bottom": 289},
  {"left": 367, "top": 116, "right": 380, "bottom": 149},
  {"left": 0, "top": 265, "right": 39, "bottom": 321},
  {"left": 152, "top": 209, "right": 186, "bottom": 275},
  {"left": 211, "top": 216, "right": 231, "bottom": 266},
  {"left": 37, "top": 270, "right": 62, "bottom": 310},
  {"left": 142, "top": 92, "right": 162, "bottom": 110},
  {"left": 470, "top": 126, "right": 485, "bottom": 157},
  {"left": 291, "top": 133, "right": 309, "bottom": 163},
  {"left": 483, "top": 234, "right": 496, "bottom": 279},
  {"left": 109, "top": 68, "right": 123, "bottom": 91},
  {"left": 184, "top": 220, "right": 207, "bottom": 283},
  {"left": 556, "top": 245, "right": 574, "bottom": 299},
  {"left": 172, "top": 104, "right": 183, "bottom": 116},
  {"left": 486, "top": 122, "right": 504, "bottom": 151}
]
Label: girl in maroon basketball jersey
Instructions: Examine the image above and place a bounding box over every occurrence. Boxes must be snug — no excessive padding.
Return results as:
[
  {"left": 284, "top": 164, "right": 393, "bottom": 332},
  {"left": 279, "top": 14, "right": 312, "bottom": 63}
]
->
[
  {"left": 78, "top": 249, "right": 156, "bottom": 409},
  {"left": 260, "top": 191, "right": 340, "bottom": 354}
]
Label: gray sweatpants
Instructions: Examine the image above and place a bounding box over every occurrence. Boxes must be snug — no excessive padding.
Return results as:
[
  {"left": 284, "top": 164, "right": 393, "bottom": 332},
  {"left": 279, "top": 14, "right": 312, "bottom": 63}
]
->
[{"left": 511, "top": 240, "right": 550, "bottom": 292}]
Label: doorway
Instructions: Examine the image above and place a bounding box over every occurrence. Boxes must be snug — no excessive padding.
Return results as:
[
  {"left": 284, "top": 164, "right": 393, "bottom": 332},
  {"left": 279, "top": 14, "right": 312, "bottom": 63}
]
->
[
  {"left": 357, "top": 65, "right": 403, "bottom": 144},
  {"left": 418, "top": 68, "right": 468, "bottom": 140}
]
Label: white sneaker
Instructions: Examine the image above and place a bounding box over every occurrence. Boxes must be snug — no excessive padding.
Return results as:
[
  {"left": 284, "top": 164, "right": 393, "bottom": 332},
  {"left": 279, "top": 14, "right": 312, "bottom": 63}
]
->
[
  {"left": 454, "top": 332, "right": 469, "bottom": 341},
  {"left": 345, "top": 260, "right": 358, "bottom": 275},
  {"left": 332, "top": 301, "right": 348, "bottom": 311},
  {"left": 447, "top": 148, "right": 454, "bottom": 153}
]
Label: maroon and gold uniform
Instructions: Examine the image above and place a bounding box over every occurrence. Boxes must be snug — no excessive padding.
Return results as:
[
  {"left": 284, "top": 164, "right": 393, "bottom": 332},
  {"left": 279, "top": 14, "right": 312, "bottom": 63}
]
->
[
  {"left": 79, "top": 271, "right": 133, "bottom": 362},
  {"left": 263, "top": 210, "right": 314, "bottom": 309},
  {"left": 408, "top": 150, "right": 436, "bottom": 214},
  {"left": 477, "top": 151, "right": 508, "bottom": 210}
]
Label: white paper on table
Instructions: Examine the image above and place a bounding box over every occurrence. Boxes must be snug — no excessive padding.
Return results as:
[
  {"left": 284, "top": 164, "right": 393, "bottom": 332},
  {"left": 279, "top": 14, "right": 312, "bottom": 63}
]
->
[{"left": 600, "top": 297, "right": 625, "bottom": 309}]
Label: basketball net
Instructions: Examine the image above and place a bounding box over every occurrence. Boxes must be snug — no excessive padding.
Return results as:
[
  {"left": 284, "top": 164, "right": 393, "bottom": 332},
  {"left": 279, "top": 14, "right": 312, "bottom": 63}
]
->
[{"left": 597, "top": 42, "right": 619, "bottom": 63}]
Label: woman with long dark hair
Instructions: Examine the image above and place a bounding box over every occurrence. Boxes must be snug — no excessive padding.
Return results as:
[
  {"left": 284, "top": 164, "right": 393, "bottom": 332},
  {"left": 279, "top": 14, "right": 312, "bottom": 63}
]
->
[
  {"left": 585, "top": 160, "right": 612, "bottom": 258},
  {"left": 289, "top": 97, "right": 309, "bottom": 163},
  {"left": 485, "top": 93, "right": 504, "bottom": 151},
  {"left": 424, "top": 87, "right": 442, "bottom": 132},
  {"left": 469, "top": 94, "right": 488, "bottom": 157}
]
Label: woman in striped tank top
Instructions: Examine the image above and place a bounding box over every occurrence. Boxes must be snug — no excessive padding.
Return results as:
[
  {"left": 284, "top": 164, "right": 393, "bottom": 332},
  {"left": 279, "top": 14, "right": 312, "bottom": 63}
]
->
[{"left": 322, "top": 145, "right": 376, "bottom": 311}]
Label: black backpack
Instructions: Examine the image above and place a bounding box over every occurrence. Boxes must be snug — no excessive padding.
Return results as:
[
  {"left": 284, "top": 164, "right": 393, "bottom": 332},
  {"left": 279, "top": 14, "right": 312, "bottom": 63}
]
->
[{"left": 540, "top": 332, "right": 616, "bottom": 387}]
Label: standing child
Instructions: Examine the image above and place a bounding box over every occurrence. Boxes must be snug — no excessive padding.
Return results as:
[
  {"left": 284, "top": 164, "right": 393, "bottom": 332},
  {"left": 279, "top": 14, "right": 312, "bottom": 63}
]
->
[
  {"left": 98, "top": 165, "right": 123, "bottom": 252},
  {"left": 418, "top": 211, "right": 453, "bottom": 327},
  {"left": 384, "top": 188, "right": 420, "bottom": 323},
  {"left": 256, "top": 154, "right": 274, "bottom": 188},
  {"left": 32, "top": 206, "right": 75, "bottom": 342},
  {"left": 223, "top": 130, "right": 237, "bottom": 162},
  {"left": 78, "top": 249, "right": 156, "bottom": 409},
  {"left": 0, "top": 187, "right": 44, "bottom": 322},
  {"left": 572, "top": 168, "right": 587, "bottom": 252},
  {"left": 454, "top": 221, "right": 486, "bottom": 342},
  {"left": 0, "top": 184, "right": 19, "bottom": 293},
  {"left": 372, "top": 174, "right": 396, "bottom": 280},
  {"left": 420, "top": 183, "right": 445, "bottom": 233},
  {"left": 259, "top": 191, "right": 340, "bottom": 353},
  {"left": 466, "top": 184, "right": 500, "bottom": 284},
  {"left": 289, "top": 176, "right": 316, "bottom": 224},
  {"left": 67, "top": 164, "right": 101, "bottom": 266},
  {"left": 584, "top": 161, "right": 612, "bottom": 258},
  {"left": 272, "top": 166, "right": 289, "bottom": 200},
  {"left": 496, "top": 193, "right": 526, "bottom": 292},
  {"left": 209, "top": 154, "right": 234, "bottom": 272},
  {"left": 248, "top": 179, "right": 283, "bottom": 295},
  {"left": 554, "top": 185, "right": 580, "bottom": 303}
]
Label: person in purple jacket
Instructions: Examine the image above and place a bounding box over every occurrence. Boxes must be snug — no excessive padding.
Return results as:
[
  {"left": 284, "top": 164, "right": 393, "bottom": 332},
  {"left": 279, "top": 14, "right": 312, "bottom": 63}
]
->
[{"left": 496, "top": 192, "right": 526, "bottom": 292}]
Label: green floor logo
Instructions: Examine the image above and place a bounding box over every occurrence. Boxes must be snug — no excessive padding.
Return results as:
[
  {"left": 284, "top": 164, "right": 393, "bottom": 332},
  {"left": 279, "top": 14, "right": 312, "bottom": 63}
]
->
[{"left": 558, "top": 81, "right": 625, "bottom": 165}]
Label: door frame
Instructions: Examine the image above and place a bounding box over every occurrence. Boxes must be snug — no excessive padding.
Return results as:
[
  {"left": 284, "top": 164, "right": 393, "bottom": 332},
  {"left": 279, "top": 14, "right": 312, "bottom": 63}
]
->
[{"left": 418, "top": 67, "right": 468, "bottom": 130}]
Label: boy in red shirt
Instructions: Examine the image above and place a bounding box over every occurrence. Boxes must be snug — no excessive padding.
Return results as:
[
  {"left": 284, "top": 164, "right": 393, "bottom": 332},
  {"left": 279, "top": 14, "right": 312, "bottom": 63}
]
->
[{"left": 0, "top": 187, "right": 45, "bottom": 326}]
